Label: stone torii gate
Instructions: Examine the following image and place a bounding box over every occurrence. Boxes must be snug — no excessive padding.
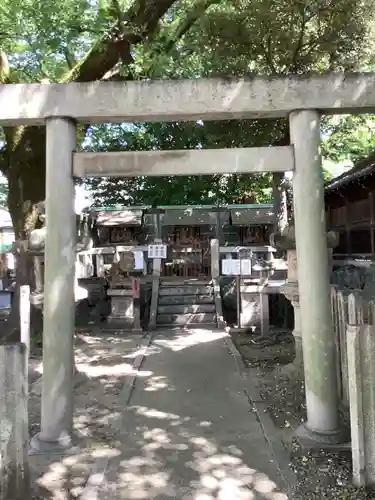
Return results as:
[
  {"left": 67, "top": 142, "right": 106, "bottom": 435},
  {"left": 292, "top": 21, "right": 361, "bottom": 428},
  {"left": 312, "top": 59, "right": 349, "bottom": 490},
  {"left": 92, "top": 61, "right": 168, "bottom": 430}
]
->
[{"left": 1, "top": 74, "right": 375, "bottom": 451}]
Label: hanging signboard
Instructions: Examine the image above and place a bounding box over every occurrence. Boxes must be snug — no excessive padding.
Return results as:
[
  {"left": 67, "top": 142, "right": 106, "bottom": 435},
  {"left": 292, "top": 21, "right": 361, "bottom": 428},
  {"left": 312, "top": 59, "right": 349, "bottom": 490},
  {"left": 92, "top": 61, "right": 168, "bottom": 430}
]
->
[
  {"left": 222, "top": 259, "right": 252, "bottom": 276},
  {"left": 148, "top": 244, "right": 167, "bottom": 259}
]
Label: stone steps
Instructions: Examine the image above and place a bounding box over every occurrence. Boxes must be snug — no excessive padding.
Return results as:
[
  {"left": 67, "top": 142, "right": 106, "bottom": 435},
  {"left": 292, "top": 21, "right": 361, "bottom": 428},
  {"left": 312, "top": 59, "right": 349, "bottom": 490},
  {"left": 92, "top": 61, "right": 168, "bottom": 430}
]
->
[
  {"left": 158, "top": 303, "right": 216, "bottom": 315},
  {"left": 158, "top": 294, "right": 214, "bottom": 305},
  {"left": 156, "top": 280, "right": 218, "bottom": 328},
  {"left": 155, "top": 323, "right": 218, "bottom": 330},
  {"left": 160, "top": 279, "right": 211, "bottom": 286},
  {"left": 156, "top": 313, "right": 217, "bottom": 326},
  {"left": 159, "top": 285, "right": 213, "bottom": 296}
]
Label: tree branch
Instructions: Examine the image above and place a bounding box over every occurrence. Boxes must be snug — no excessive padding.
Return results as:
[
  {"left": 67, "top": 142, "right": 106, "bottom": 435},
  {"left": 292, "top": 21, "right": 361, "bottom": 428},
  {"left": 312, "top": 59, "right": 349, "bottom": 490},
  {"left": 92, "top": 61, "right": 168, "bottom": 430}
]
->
[
  {"left": 63, "top": 47, "right": 77, "bottom": 69},
  {"left": 139, "top": 0, "right": 221, "bottom": 77},
  {"left": 290, "top": 8, "right": 309, "bottom": 72},
  {"left": 111, "top": 0, "right": 124, "bottom": 23},
  {"left": 158, "top": 0, "right": 222, "bottom": 53},
  {"left": 0, "top": 50, "right": 10, "bottom": 83},
  {"left": 62, "top": 0, "right": 178, "bottom": 83},
  {"left": 263, "top": 35, "right": 277, "bottom": 74}
]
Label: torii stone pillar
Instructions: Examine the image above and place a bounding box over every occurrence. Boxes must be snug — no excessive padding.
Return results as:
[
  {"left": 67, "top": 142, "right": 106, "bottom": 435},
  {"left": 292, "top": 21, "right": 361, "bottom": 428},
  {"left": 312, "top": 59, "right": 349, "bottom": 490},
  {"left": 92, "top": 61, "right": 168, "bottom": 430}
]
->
[
  {"left": 290, "top": 110, "right": 346, "bottom": 445},
  {"left": 31, "top": 118, "right": 77, "bottom": 452}
]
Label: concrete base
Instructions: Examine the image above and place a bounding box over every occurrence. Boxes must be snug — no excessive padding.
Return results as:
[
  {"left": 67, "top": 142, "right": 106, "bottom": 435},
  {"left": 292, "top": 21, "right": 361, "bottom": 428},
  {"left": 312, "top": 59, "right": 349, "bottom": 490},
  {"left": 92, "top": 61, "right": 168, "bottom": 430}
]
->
[
  {"left": 29, "top": 432, "right": 80, "bottom": 456},
  {"left": 104, "top": 325, "right": 143, "bottom": 334},
  {"left": 107, "top": 316, "right": 134, "bottom": 327},
  {"left": 89, "top": 325, "right": 143, "bottom": 335},
  {"left": 295, "top": 422, "right": 350, "bottom": 449},
  {"left": 225, "top": 326, "right": 255, "bottom": 334}
]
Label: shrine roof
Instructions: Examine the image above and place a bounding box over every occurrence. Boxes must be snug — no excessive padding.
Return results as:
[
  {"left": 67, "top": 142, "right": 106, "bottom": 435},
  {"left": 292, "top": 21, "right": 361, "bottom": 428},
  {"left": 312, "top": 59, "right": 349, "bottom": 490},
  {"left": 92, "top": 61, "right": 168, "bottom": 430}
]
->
[
  {"left": 325, "top": 151, "right": 375, "bottom": 194},
  {"left": 85, "top": 204, "right": 275, "bottom": 227},
  {"left": 86, "top": 203, "right": 274, "bottom": 212}
]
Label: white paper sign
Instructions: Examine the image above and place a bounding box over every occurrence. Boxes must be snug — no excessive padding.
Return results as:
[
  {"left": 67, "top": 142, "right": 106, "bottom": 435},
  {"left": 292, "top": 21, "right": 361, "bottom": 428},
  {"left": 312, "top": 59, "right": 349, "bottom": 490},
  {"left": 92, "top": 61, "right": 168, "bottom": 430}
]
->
[
  {"left": 133, "top": 250, "right": 145, "bottom": 270},
  {"left": 222, "top": 259, "right": 241, "bottom": 276},
  {"left": 240, "top": 259, "right": 252, "bottom": 276},
  {"left": 148, "top": 244, "right": 167, "bottom": 259},
  {"left": 222, "top": 259, "right": 252, "bottom": 276}
]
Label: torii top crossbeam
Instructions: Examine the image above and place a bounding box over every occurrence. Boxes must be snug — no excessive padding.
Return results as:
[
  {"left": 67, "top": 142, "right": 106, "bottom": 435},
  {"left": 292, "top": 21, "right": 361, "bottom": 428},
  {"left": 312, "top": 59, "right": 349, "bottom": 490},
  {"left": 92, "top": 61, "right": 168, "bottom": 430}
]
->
[{"left": 1, "top": 73, "right": 375, "bottom": 125}]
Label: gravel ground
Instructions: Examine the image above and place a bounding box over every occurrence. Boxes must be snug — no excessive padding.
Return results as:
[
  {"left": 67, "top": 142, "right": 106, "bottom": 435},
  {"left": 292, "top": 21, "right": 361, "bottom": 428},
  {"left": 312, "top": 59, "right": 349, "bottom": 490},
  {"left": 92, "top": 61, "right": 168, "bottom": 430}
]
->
[{"left": 230, "top": 329, "right": 375, "bottom": 499}]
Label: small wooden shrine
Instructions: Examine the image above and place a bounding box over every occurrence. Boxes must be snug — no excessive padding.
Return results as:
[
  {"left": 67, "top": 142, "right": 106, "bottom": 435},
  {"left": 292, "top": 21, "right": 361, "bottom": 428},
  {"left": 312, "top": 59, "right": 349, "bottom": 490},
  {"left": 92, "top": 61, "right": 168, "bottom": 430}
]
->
[{"left": 86, "top": 203, "right": 275, "bottom": 278}]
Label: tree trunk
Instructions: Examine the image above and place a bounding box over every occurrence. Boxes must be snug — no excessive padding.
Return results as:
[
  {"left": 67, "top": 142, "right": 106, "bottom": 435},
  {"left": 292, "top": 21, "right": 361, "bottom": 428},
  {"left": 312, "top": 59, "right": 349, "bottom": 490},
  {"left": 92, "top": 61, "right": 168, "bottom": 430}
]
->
[
  {"left": 3, "top": 128, "right": 46, "bottom": 340},
  {"left": 272, "top": 172, "right": 288, "bottom": 234},
  {"left": 7, "top": 127, "right": 46, "bottom": 235}
]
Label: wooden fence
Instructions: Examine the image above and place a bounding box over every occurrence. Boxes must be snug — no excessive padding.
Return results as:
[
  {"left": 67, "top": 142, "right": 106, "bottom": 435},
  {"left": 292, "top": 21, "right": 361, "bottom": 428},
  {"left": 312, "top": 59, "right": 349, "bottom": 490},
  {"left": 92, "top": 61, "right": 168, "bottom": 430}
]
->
[
  {"left": 0, "top": 286, "right": 31, "bottom": 499},
  {"left": 331, "top": 285, "right": 375, "bottom": 486}
]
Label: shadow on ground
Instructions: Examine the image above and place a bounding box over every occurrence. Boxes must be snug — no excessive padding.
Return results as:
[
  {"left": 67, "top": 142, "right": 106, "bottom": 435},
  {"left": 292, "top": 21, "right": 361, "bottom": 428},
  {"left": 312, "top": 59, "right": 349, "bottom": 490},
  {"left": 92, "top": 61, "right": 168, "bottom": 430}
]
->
[{"left": 29, "top": 329, "right": 291, "bottom": 500}]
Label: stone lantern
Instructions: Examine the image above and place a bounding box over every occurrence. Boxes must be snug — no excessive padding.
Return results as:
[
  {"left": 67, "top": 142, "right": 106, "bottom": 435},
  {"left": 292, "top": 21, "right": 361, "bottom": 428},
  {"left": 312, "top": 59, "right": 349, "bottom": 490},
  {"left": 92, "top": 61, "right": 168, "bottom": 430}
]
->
[{"left": 270, "top": 226, "right": 338, "bottom": 341}]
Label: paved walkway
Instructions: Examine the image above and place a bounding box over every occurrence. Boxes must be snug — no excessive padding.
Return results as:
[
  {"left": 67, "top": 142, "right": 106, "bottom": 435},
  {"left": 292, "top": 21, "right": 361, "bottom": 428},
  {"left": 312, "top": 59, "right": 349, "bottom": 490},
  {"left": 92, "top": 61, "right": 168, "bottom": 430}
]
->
[{"left": 98, "top": 329, "right": 294, "bottom": 499}]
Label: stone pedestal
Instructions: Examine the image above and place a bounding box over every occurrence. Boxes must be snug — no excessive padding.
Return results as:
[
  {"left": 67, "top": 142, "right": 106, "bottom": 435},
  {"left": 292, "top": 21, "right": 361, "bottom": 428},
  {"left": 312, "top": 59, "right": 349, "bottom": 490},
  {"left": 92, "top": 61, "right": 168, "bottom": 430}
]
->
[
  {"left": 280, "top": 249, "right": 301, "bottom": 339},
  {"left": 240, "top": 282, "right": 269, "bottom": 334},
  {"left": 280, "top": 280, "right": 301, "bottom": 339},
  {"left": 280, "top": 247, "right": 333, "bottom": 341},
  {"left": 107, "top": 288, "right": 134, "bottom": 328}
]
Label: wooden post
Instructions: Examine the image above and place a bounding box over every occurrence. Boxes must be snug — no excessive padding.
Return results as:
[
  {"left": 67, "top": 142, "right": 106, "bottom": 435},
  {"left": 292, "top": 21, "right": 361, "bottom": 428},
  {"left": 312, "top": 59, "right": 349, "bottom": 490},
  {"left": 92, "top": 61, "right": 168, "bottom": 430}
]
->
[
  {"left": 210, "top": 239, "right": 220, "bottom": 279},
  {"left": 149, "top": 237, "right": 162, "bottom": 330},
  {"left": 19, "top": 285, "right": 30, "bottom": 397},
  {"left": 369, "top": 191, "right": 374, "bottom": 256},
  {"left": 345, "top": 199, "right": 351, "bottom": 254},
  {"left": 132, "top": 276, "right": 142, "bottom": 332},
  {"left": 95, "top": 255, "right": 105, "bottom": 278},
  {"left": 19, "top": 285, "right": 30, "bottom": 353},
  {"left": 0, "top": 343, "right": 30, "bottom": 500},
  {"left": 236, "top": 275, "right": 241, "bottom": 328}
]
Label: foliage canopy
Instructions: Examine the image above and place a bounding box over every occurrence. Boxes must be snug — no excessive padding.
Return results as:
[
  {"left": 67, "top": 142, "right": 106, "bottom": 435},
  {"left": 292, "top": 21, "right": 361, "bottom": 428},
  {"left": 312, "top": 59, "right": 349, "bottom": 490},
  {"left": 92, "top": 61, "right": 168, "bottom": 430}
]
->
[{"left": 0, "top": 0, "right": 375, "bottom": 214}]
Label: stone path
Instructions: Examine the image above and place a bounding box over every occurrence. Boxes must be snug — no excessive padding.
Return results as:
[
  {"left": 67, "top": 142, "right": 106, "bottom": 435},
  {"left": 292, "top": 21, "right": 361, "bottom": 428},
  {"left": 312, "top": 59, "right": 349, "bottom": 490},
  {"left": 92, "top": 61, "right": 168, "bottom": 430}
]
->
[{"left": 97, "top": 329, "right": 294, "bottom": 499}]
